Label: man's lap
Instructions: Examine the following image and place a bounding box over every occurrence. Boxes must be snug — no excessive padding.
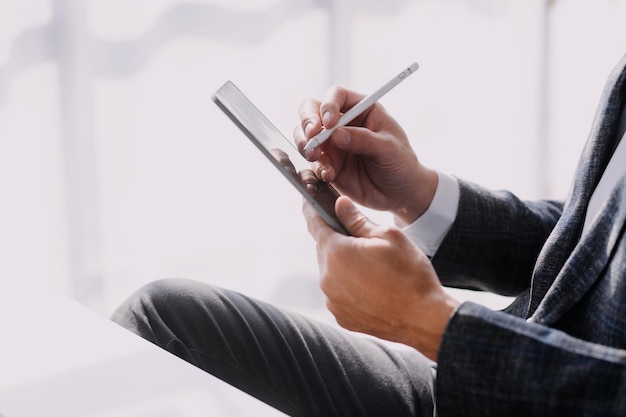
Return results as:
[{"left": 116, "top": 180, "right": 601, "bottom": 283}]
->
[{"left": 111, "top": 278, "right": 435, "bottom": 417}]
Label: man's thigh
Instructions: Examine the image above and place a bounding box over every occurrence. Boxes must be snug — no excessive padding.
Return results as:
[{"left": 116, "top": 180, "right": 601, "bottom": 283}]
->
[{"left": 111, "top": 278, "right": 435, "bottom": 417}]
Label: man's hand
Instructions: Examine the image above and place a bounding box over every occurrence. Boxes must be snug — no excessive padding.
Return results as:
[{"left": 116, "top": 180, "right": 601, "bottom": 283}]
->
[
  {"left": 294, "top": 86, "right": 438, "bottom": 225},
  {"left": 303, "top": 195, "right": 459, "bottom": 361}
]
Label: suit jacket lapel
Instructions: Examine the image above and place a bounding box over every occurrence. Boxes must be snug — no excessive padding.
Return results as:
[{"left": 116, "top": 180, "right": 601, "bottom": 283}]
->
[
  {"left": 528, "top": 176, "right": 626, "bottom": 325},
  {"left": 526, "top": 53, "right": 626, "bottom": 319}
]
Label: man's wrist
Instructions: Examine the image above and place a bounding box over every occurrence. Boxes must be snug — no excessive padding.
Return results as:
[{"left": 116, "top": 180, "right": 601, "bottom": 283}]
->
[
  {"left": 393, "top": 166, "right": 439, "bottom": 225},
  {"left": 406, "top": 293, "right": 460, "bottom": 361}
]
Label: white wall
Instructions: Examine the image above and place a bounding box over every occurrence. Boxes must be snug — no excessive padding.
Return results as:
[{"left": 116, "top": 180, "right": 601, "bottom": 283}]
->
[{"left": 1, "top": 0, "right": 625, "bottom": 319}]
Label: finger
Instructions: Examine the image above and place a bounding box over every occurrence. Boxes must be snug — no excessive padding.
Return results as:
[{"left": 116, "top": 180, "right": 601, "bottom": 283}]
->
[
  {"left": 297, "top": 98, "right": 323, "bottom": 139},
  {"left": 299, "top": 169, "right": 319, "bottom": 195},
  {"left": 335, "top": 196, "right": 382, "bottom": 238},
  {"left": 320, "top": 87, "right": 366, "bottom": 128},
  {"left": 269, "top": 148, "right": 297, "bottom": 176},
  {"left": 296, "top": 98, "right": 325, "bottom": 160},
  {"left": 293, "top": 125, "right": 322, "bottom": 162},
  {"left": 329, "top": 125, "right": 387, "bottom": 157},
  {"left": 302, "top": 199, "right": 338, "bottom": 245},
  {"left": 305, "top": 126, "right": 382, "bottom": 177},
  {"left": 309, "top": 152, "right": 336, "bottom": 183}
]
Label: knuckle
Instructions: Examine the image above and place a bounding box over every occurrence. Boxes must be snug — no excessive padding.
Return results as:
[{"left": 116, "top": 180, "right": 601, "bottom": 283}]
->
[
  {"left": 382, "top": 225, "right": 405, "bottom": 243},
  {"left": 320, "top": 276, "right": 333, "bottom": 296}
]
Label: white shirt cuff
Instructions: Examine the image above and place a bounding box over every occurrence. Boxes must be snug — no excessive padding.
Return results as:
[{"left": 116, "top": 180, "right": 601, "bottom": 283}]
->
[{"left": 402, "top": 172, "right": 459, "bottom": 257}]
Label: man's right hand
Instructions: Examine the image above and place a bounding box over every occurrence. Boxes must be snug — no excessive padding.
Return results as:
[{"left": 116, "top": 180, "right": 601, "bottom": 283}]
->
[{"left": 294, "top": 86, "right": 438, "bottom": 225}]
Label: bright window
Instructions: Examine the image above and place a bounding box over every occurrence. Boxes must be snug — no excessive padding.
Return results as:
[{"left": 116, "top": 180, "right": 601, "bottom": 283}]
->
[{"left": 2, "top": 0, "right": 626, "bottom": 318}]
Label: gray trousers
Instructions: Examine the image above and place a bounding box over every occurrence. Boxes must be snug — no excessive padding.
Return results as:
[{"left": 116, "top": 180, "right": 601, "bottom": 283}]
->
[{"left": 111, "top": 278, "right": 436, "bottom": 417}]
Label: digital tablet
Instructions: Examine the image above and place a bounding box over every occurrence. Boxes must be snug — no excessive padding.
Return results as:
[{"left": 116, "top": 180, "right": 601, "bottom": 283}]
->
[{"left": 212, "top": 81, "right": 349, "bottom": 235}]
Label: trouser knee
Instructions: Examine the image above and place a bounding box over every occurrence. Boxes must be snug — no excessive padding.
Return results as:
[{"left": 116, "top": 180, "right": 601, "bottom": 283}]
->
[{"left": 111, "top": 278, "right": 216, "bottom": 348}]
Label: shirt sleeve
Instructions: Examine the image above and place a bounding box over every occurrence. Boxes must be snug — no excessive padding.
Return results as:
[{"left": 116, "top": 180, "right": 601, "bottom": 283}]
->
[{"left": 401, "top": 171, "right": 460, "bottom": 257}]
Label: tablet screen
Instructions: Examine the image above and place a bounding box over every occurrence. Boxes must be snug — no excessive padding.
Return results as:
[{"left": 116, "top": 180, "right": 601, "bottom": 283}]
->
[{"left": 212, "top": 81, "right": 348, "bottom": 235}]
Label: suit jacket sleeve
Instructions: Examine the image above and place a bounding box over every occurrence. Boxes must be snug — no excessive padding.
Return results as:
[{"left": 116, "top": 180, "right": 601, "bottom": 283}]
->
[
  {"left": 436, "top": 302, "right": 626, "bottom": 416},
  {"left": 431, "top": 178, "right": 563, "bottom": 296}
]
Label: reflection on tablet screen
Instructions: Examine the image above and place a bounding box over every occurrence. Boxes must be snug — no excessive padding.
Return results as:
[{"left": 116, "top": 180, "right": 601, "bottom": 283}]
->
[{"left": 212, "top": 81, "right": 348, "bottom": 235}]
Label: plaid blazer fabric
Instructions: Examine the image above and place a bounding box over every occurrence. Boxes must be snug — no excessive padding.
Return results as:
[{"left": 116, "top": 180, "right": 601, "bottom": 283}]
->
[{"left": 432, "top": 53, "right": 626, "bottom": 416}]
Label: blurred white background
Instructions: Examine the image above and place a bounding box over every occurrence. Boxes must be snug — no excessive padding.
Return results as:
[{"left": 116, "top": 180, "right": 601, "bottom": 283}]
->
[{"left": 2, "top": 0, "right": 626, "bottom": 323}]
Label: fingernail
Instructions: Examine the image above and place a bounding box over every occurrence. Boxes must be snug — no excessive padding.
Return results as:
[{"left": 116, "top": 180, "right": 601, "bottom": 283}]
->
[
  {"left": 304, "top": 122, "right": 314, "bottom": 137},
  {"left": 322, "top": 111, "right": 332, "bottom": 126},
  {"left": 305, "top": 182, "right": 317, "bottom": 193},
  {"left": 304, "top": 147, "right": 314, "bottom": 159},
  {"left": 320, "top": 169, "right": 327, "bottom": 182}
]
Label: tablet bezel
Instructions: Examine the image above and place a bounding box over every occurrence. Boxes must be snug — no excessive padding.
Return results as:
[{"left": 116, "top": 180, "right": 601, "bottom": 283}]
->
[{"left": 212, "top": 81, "right": 348, "bottom": 235}]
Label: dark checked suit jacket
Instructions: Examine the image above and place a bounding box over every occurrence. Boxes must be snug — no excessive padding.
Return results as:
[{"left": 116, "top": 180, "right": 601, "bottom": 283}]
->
[{"left": 432, "top": 53, "right": 626, "bottom": 416}]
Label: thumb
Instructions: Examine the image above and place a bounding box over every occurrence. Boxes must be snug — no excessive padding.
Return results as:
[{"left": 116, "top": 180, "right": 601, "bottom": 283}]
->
[{"left": 335, "top": 196, "right": 380, "bottom": 238}]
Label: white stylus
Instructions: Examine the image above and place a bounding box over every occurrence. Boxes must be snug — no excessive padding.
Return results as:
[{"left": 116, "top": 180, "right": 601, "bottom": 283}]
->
[{"left": 303, "top": 62, "right": 419, "bottom": 153}]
